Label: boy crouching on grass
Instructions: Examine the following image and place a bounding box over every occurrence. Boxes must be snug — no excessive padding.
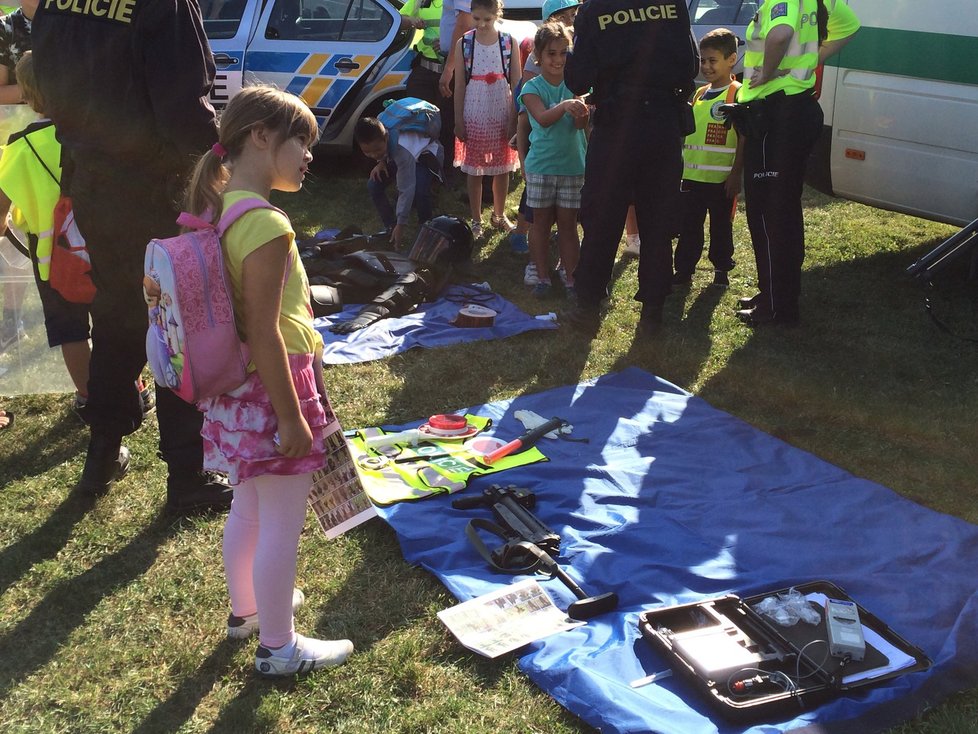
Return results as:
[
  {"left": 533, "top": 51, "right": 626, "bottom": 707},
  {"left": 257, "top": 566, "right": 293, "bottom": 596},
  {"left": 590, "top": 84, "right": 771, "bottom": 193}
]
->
[
  {"left": 354, "top": 115, "right": 443, "bottom": 250},
  {"left": 672, "top": 28, "right": 745, "bottom": 289}
]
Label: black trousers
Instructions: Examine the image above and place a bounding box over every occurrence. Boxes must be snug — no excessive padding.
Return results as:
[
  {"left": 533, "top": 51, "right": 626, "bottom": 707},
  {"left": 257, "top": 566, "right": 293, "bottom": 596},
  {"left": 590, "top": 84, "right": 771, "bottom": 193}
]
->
[
  {"left": 742, "top": 92, "right": 823, "bottom": 319},
  {"left": 71, "top": 162, "right": 204, "bottom": 473},
  {"left": 674, "top": 179, "right": 736, "bottom": 275},
  {"left": 575, "top": 99, "right": 684, "bottom": 309},
  {"left": 404, "top": 62, "right": 455, "bottom": 174}
]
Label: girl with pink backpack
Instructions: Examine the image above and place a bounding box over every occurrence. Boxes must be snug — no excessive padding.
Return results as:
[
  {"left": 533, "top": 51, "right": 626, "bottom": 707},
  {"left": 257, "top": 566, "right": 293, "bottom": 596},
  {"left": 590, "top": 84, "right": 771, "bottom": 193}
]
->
[{"left": 183, "top": 85, "right": 355, "bottom": 677}]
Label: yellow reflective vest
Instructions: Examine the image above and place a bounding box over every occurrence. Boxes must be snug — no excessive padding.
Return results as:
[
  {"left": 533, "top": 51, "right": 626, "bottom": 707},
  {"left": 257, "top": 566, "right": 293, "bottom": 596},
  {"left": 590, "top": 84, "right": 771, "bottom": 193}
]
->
[
  {"left": 683, "top": 81, "right": 740, "bottom": 184},
  {"left": 400, "top": 0, "right": 444, "bottom": 62},
  {"left": 739, "top": 0, "right": 820, "bottom": 102},
  {"left": 0, "top": 119, "right": 60, "bottom": 280}
]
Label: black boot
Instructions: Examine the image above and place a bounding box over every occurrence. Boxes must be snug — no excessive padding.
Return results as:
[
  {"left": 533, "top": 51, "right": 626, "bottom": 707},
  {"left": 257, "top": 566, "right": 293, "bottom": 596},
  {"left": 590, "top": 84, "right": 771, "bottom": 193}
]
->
[
  {"left": 637, "top": 303, "right": 664, "bottom": 337},
  {"left": 75, "top": 434, "right": 130, "bottom": 496},
  {"left": 166, "top": 470, "right": 233, "bottom": 515}
]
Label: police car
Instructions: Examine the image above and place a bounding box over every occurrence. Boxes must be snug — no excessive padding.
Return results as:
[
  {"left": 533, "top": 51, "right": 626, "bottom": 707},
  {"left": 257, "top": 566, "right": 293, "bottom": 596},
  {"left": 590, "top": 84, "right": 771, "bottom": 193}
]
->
[
  {"left": 687, "top": 0, "right": 752, "bottom": 76},
  {"left": 202, "top": 0, "right": 537, "bottom": 153}
]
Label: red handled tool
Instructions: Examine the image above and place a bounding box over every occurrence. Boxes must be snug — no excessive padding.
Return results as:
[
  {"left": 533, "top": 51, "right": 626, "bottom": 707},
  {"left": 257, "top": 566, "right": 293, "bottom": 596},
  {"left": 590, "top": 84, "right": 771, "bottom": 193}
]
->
[{"left": 482, "top": 416, "right": 567, "bottom": 465}]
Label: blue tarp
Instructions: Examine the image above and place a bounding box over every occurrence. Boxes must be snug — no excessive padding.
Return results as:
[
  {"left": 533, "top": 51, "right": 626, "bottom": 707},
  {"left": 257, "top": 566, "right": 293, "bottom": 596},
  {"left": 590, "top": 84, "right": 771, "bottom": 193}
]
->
[
  {"left": 314, "top": 285, "right": 557, "bottom": 364},
  {"left": 373, "top": 368, "right": 978, "bottom": 734}
]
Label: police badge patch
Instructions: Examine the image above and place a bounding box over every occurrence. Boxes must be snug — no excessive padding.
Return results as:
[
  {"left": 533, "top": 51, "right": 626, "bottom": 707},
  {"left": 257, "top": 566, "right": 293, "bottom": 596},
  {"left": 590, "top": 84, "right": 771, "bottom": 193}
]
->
[{"left": 769, "top": 2, "right": 789, "bottom": 19}]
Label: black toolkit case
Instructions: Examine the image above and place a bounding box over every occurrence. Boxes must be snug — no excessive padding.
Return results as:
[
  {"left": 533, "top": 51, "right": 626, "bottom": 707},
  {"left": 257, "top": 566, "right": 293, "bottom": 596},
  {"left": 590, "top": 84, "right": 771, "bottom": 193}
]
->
[{"left": 636, "top": 581, "right": 931, "bottom": 723}]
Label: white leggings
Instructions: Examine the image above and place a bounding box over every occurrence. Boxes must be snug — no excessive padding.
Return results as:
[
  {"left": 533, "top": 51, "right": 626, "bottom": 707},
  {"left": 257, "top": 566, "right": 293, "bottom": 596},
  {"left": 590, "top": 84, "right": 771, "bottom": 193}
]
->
[{"left": 222, "top": 472, "right": 313, "bottom": 648}]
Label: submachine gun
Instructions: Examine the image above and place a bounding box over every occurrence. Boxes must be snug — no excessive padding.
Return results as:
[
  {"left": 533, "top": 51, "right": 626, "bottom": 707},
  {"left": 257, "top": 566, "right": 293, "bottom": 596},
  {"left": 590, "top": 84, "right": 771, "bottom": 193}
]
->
[{"left": 453, "top": 484, "right": 618, "bottom": 621}]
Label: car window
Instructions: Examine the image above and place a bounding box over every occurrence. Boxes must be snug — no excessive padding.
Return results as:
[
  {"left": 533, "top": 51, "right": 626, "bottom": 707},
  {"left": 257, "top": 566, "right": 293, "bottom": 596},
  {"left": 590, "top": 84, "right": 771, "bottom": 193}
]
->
[
  {"left": 265, "top": 0, "right": 394, "bottom": 42},
  {"left": 688, "top": 0, "right": 756, "bottom": 25},
  {"left": 201, "top": 0, "right": 248, "bottom": 39}
]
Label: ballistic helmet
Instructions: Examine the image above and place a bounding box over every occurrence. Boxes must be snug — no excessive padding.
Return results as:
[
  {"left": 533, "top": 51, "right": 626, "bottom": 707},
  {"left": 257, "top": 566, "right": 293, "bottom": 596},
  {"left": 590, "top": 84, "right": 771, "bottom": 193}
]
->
[{"left": 408, "top": 215, "right": 473, "bottom": 269}]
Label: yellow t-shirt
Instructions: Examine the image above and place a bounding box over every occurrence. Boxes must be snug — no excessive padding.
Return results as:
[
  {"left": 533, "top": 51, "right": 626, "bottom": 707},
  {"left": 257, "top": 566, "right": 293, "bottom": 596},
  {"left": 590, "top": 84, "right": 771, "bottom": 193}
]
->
[{"left": 220, "top": 190, "right": 322, "bottom": 361}]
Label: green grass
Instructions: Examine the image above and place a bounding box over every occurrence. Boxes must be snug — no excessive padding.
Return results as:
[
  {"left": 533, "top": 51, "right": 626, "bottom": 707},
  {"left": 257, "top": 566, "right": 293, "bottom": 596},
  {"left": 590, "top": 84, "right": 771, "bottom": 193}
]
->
[{"left": 1, "top": 155, "right": 976, "bottom": 733}]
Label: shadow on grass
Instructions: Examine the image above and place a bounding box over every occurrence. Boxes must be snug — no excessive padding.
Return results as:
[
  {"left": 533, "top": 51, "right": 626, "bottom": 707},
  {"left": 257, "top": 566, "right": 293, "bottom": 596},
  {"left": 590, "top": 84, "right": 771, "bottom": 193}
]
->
[
  {"left": 0, "top": 510, "right": 177, "bottom": 701},
  {"left": 131, "top": 639, "right": 241, "bottom": 734},
  {"left": 0, "top": 487, "right": 98, "bottom": 597},
  {"left": 692, "top": 234, "right": 978, "bottom": 510},
  {"left": 1, "top": 407, "right": 88, "bottom": 483}
]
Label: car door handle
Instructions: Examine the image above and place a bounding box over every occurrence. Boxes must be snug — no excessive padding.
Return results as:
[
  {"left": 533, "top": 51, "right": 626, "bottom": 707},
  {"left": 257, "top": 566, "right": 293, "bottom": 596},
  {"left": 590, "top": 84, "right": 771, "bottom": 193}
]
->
[
  {"left": 335, "top": 59, "right": 361, "bottom": 71},
  {"left": 213, "top": 53, "right": 240, "bottom": 69}
]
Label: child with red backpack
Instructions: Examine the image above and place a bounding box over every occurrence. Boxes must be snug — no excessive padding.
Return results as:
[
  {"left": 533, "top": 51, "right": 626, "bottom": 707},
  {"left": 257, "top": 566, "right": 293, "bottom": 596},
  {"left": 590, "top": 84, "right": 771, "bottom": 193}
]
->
[
  {"left": 452, "top": 0, "right": 521, "bottom": 239},
  {"left": 182, "top": 85, "right": 354, "bottom": 677},
  {"left": 0, "top": 52, "right": 153, "bottom": 419}
]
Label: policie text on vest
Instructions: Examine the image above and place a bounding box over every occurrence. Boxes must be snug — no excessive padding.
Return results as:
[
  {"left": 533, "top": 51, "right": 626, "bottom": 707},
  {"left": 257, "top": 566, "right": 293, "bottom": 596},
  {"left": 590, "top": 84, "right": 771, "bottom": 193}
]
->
[
  {"left": 598, "top": 4, "right": 678, "bottom": 31},
  {"left": 44, "top": 0, "right": 136, "bottom": 24}
]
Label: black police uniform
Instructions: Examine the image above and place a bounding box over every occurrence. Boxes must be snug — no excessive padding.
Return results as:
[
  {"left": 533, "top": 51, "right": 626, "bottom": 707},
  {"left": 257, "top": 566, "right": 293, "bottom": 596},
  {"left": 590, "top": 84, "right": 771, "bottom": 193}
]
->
[
  {"left": 32, "top": 0, "right": 228, "bottom": 510},
  {"left": 565, "top": 0, "right": 698, "bottom": 325}
]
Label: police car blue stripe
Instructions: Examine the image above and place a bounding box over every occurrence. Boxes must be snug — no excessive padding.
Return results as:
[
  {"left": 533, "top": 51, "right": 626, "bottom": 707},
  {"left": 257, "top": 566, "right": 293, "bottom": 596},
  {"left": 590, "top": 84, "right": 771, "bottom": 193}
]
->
[
  {"left": 320, "top": 78, "right": 355, "bottom": 109},
  {"left": 244, "top": 51, "right": 309, "bottom": 74},
  {"left": 320, "top": 54, "right": 353, "bottom": 76},
  {"left": 284, "top": 77, "right": 313, "bottom": 97}
]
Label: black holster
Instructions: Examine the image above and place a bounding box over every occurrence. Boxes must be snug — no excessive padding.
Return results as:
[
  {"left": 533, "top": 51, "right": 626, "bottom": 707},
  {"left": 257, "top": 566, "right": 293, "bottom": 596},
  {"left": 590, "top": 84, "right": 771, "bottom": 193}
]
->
[{"left": 717, "top": 100, "right": 769, "bottom": 139}]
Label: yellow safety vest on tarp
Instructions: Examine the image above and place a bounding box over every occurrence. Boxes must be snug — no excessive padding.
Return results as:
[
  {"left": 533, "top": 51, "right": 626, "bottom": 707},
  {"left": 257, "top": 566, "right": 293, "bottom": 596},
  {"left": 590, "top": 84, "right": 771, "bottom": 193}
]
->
[
  {"left": 739, "top": 0, "right": 820, "bottom": 102},
  {"left": 350, "top": 414, "right": 548, "bottom": 505},
  {"left": 0, "top": 119, "right": 60, "bottom": 280},
  {"left": 683, "top": 81, "right": 739, "bottom": 183},
  {"left": 400, "top": 0, "right": 444, "bottom": 62}
]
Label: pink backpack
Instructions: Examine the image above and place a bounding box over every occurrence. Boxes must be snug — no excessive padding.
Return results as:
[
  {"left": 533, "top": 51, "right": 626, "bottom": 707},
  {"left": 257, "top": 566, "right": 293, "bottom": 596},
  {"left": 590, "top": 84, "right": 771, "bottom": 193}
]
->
[{"left": 143, "top": 198, "right": 282, "bottom": 403}]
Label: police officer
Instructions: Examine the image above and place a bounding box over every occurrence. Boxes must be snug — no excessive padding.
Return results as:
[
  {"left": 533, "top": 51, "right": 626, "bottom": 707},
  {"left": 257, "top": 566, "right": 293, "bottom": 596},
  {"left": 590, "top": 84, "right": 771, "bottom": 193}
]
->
[
  {"left": 734, "top": 0, "right": 833, "bottom": 326},
  {"left": 32, "top": 0, "right": 232, "bottom": 512},
  {"left": 565, "top": 0, "right": 698, "bottom": 334},
  {"left": 400, "top": 0, "right": 455, "bottom": 178}
]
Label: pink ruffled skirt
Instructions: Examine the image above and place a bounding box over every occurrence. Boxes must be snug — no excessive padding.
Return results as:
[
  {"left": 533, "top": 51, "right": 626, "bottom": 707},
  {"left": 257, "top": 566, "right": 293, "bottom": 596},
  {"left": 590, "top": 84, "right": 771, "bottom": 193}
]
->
[{"left": 199, "top": 353, "right": 340, "bottom": 485}]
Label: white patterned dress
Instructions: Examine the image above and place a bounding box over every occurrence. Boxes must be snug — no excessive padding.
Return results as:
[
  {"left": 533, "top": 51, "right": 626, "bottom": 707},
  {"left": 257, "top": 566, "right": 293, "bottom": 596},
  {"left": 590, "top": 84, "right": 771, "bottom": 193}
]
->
[{"left": 454, "top": 32, "right": 519, "bottom": 176}]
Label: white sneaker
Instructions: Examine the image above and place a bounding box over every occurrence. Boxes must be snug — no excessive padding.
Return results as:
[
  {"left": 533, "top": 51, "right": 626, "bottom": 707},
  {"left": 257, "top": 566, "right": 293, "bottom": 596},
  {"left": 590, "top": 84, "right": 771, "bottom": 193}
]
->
[
  {"left": 227, "top": 588, "right": 306, "bottom": 640},
  {"left": 623, "top": 234, "right": 641, "bottom": 258},
  {"left": 255, "top": 634, "right": 354, "bottom": 677},
  {"left": 524, "top": 262, "right": 543, "bottom": 286}
]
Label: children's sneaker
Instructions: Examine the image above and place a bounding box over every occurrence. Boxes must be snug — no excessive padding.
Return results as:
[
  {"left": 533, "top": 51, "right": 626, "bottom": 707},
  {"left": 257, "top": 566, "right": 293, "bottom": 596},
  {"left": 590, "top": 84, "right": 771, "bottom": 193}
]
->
[
  {"left": 556, "top": 267, "right": 570, "bottom": 288},
  {"left": 255, "top": 634, "right": 354, "bottom": 677},
  {"left": 227, "top": 588, "right": 306, "bottom": 640},
  {"left": 509, "top": 231, "right": 529, "bottom": 253},
  {"left": 524, "top": 263, "right": 543, "bottom": 287},
  {"left": 136, "top": 379, "right": 156, "bottom": 416},
  {"left": 712, "top": 270, "right": 730, "bottom": 288},
  {"left": 532, "top": 282, "right": 552, "bottom": 298},
  {"left": 491, "top": 214, "right": 515, "bottom": 232},
  {"left": 623, "top": 234, "right": 641, "bottom": 258}
]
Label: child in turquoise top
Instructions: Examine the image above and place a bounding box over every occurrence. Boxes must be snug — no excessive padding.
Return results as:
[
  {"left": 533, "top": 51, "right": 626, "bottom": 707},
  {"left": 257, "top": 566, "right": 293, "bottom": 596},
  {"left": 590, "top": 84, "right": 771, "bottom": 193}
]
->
[{"left": 518, "top": 21, "right": 588, "bottom": 297}]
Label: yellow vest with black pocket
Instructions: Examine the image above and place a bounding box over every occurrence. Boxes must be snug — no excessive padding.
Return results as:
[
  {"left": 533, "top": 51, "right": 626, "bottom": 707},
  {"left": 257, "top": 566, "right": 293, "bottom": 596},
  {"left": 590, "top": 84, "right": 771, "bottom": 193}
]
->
[{"left": 682, "top": 82, "right": 739, "bottom": 184}]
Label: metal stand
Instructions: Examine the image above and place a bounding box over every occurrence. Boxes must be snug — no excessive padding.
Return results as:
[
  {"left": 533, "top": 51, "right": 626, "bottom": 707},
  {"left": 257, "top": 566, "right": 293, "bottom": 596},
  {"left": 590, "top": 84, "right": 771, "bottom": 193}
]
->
[{"left": 907, "top": 217, "right": 978, "bottom": 282}]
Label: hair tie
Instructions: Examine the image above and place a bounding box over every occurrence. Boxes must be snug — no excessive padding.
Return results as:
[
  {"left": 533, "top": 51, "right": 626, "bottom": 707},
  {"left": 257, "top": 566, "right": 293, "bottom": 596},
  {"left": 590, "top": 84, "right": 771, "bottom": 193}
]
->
[{"left": 211, "top": 142, "right": 228, "bottom": 160}]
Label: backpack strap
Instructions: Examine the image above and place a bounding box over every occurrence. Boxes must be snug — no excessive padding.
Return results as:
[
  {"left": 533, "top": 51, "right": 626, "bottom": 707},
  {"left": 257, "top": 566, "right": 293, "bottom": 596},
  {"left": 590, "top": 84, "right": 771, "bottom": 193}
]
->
[
  {"left": 21, "top": 132, "right": 61, "bottom": 187},
  {"left": 216, "top": 197, "right": 285, "bottom": 237},
  {"left": 498, "top": 32, "right": 512, "bottom": 80},
  {"left": 461, "top": 29, "right": 475, "bottom": 84}
]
